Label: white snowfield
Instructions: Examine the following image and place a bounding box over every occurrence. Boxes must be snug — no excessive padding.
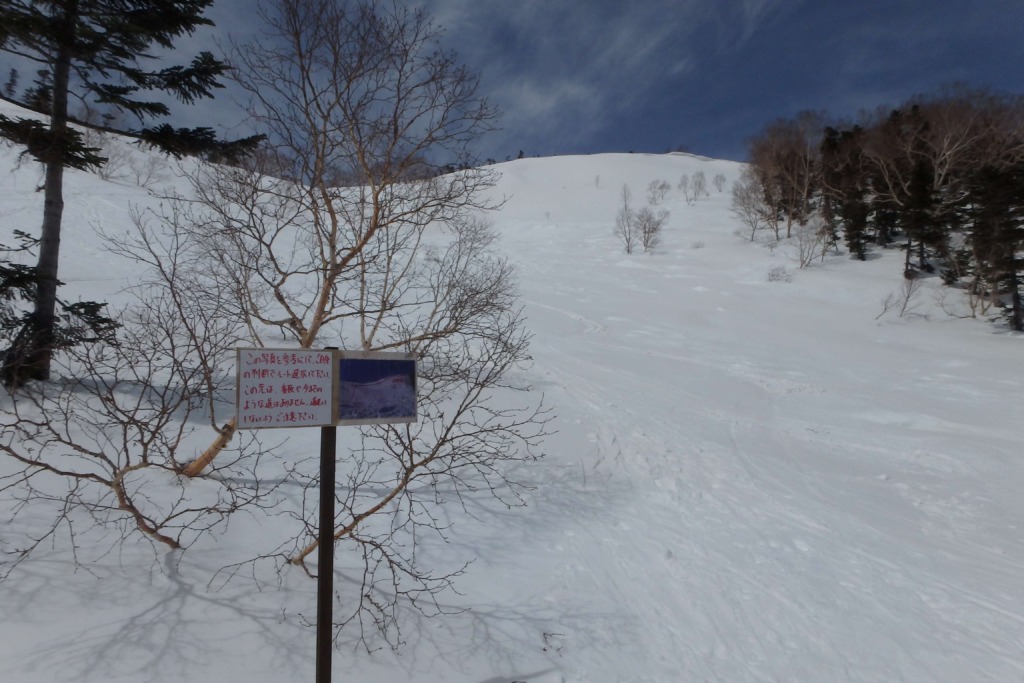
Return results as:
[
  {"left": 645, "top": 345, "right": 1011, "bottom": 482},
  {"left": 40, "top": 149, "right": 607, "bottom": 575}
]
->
[{"left": 1, "top": 100, "right": 1022, "bottom": 682}]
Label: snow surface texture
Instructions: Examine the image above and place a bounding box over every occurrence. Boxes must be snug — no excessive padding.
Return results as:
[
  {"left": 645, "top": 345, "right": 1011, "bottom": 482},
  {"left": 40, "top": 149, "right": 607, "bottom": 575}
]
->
[{"left": 1, "top": 100, "right": 1023, "bottom": 682}]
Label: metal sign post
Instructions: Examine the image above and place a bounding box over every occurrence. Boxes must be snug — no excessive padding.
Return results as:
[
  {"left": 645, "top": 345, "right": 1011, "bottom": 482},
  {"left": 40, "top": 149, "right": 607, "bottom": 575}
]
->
[
  {"left": 235, "top": 347, "right": 416, "bottom": 683},
  {"left": 316, "top": 421, "right": 337, "bottom": 683}
]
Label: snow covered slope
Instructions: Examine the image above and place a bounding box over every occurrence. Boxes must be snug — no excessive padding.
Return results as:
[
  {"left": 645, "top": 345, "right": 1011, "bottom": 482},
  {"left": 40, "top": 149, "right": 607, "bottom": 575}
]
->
[{"left": 1, "top": 106, "right": 1022, "bottom": 682}]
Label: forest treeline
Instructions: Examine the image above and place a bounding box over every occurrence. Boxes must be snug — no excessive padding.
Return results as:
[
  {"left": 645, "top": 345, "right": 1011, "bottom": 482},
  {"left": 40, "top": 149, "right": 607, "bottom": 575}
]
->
[{"left": 735, "top": 86, "right": 1024, "bottom": 331}]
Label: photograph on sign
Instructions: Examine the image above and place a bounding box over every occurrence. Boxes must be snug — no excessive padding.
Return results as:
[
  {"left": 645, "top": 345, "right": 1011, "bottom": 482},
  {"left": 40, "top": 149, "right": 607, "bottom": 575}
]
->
[
  {"left": 236, "top": 349, "right": 336, "bottom": 429},
  {"left": 337, "top": 352, "right": 417, "bottom": 425}
]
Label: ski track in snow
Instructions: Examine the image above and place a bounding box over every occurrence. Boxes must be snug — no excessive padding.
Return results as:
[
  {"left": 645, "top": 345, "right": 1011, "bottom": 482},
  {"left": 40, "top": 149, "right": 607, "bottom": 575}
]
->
[{"left": 502, "top": 188, "right": 1024, "bottom": 681}]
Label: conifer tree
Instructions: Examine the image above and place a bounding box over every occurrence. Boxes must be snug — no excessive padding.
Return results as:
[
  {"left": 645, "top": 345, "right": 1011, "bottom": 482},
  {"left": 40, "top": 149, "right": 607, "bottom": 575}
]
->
[
  {"left": 0, "top": 0, "right": 261, "bottom": 387},
  {"left": 965, "top": 163, "right": 1024, "bottom": 330},
  {"left": 821, "top": 126, "right": 869, "bottom": 260}
]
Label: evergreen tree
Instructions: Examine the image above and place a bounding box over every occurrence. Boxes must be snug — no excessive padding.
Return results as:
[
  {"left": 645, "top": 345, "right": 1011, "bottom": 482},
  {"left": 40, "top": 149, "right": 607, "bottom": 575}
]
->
[
  {"left": 965, "top": 163, "right": 1024, "bottom": 330},
  {"left": 1, "top": 68, "right": 19, "bottom": 98},
  {"left": 821, "top": 126, "right": 870, "bottom": 260},
  {"left": 871, "top": 107, "right": 945, "bottom": 275},
  {"left": 1, "top": 231, "right": 118, "bottom": 354},
  {"left": 0, "top": 0, "right": 261, "bottom": 387}
]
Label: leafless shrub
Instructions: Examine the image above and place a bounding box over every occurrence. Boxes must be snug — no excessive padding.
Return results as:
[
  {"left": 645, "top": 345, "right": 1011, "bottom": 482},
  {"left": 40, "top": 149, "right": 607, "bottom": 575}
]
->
[
  {"left": 615, "top": 184, "right": 638, "bottom": 254},
  {"left": 636, "top": 206, "right": 669, "bottom": 253},
  {"left": 795, "top": 215, "right": 830, "bottom": 268},
  {"left": 876, "top": 275, "right": 924, "bottom": 319},
  {"left": 767, "top": 265, "right": 792, "bottom": 282},
  {"left": 80, "top": 125, "right": 168, "bottom": 188},
  {"left": 691, "top": 171, "right": 708, "bottom": 201},
  {"left": 646, "top": 179, "right": 671, "bottom": 205},
  {"left": 966, "top": 278, "right": 1001, "bottom": 319},
  {"left": 944, "top": 246, "right": 1002, "bottom": 319},
  {"left": 128, "top": 154, "right": 168, "bottom": 188},
  {"left": 0, "top": 281, "right": 275, "bottom": 577},
  {"left": 677, "top": 173, "right": 690, "bottom": 203},
  {"left": 730, "top": 169, "right": 766, "bottom": 241},
  {"left": 82, "top": 127, "right": 133, "bottom": 183},
  {"left": 712, "top": 173, "right": 727, "bottom": 192}
]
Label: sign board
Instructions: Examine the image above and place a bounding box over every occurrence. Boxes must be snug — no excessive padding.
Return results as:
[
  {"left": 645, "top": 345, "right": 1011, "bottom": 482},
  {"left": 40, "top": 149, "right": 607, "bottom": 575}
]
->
[
  {"left": 236, "top": 348, "right": 416, "bottom": 429},
  {"left": 235, "top": 348, "right": 417, "bottom": 683},
  {"left": 236, "top": 349, "right": 336, "bottom": 428}
]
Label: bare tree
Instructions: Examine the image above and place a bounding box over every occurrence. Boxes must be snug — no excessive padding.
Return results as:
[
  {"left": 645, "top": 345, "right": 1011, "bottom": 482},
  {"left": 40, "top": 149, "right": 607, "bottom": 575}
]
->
[
  {"left": 616, "top": 184, "right": 667, "bottom": 253},
  {"left": 0, "top": 274, "right": 275, "bottom": 576},
  {"left": 794, "top": 214, "right": 831, "bottom": 268},
  {"left": 691, "top": 171, "right": 708, "bottom": 201},
  {"left": 712, "top": 173, "right": 727, "bottom": 193},
  {"left": 748, "top": 112, "right": 823, "bottom": 238},
  {"left": 112, "top": 0, "right": 550, "bottom": 647},
  {"left": 677, "top": 173, "right": 691, "bottom": 203},
  {"left": 174, "top": 0, "right": 501, "bottom": 476},
  {"left": 636, "top": 206, "right": 669, "bottom": 253},
  {"left": 615, "top": 184, "right": 638, "bottom": 254},
  {"left": 730, "top": 167, "right": 767, "bottom": 241},
  {"left": 646, "top": 179, "right": 670, "bottom": 205}
]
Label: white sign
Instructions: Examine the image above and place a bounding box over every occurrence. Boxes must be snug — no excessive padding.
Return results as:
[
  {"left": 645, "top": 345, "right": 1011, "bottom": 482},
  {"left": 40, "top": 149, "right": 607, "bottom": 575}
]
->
[{"left": 236, "top": 349, "right": 335, "bottom": 429}]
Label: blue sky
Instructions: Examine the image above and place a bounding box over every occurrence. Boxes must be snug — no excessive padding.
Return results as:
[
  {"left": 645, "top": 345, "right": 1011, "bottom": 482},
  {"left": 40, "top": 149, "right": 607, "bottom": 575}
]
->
[{"left": 6, "top": 0, "right": 1024, "bottom": 162}]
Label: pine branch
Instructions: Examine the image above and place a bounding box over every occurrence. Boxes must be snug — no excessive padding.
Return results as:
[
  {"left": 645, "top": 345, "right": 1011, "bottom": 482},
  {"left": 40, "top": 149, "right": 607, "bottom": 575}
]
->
[
  {"left": 137, "top": 124, "right": 264, "bottom": 163},
  {"left": 0, "top": 114, "right": 105, "bottom": 169},
  {"left": 152, "top": 51, "right": 228, "bottom": 104}
]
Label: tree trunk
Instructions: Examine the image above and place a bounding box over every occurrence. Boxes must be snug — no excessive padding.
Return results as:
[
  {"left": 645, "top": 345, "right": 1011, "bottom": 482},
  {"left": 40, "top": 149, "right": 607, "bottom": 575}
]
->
[
  {"left": 182, "top": 417, "right": 237, "bottom": 477},
  {"left": 1, "top": 1, "right": 76, "bottom": 386}
]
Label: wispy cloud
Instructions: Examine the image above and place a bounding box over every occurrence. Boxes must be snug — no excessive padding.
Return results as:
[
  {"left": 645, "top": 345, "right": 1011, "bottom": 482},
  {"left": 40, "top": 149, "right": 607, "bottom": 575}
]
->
[
  {"left": 735, "top": 0, "right": 785, "bottom": 41},
  {"left": 416, "top": 0, "right": 784, "bottom": 156},
  {"left": 73, "top": 0, "right": 812, "bottom": 158}
]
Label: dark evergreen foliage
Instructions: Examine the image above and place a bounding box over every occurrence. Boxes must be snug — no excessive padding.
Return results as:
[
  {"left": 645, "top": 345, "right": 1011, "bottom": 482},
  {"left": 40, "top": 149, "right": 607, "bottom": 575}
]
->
[
  {"left": 0, "top": 0, "right": 257, "bottom": 386},
  {"left": 821, "top": 126, "right": 870, "bottom": 260},
  {"left": 0, "top": 115, "right": 104, "bottom": 168},
  {"left": 138, "top": 124, "right": 263, "bottom": 164},
  {"left": 963, "top": 163, "right": 1024, "bottom": 330},
  {"left": 2, "top": 69, "right": 19, "bottom": 98},
  {"left": 22, "top": 69, "right": 52, "bottom": 114},
  {"left": 0, "top": 232, "right": 118, "bottom": 387}
]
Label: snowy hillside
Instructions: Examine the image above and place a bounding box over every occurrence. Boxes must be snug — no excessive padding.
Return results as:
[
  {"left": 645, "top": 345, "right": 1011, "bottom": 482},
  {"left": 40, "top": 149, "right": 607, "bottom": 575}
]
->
[{"left": 1, "top": 101, "right": 1023, "bottom": 682}]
